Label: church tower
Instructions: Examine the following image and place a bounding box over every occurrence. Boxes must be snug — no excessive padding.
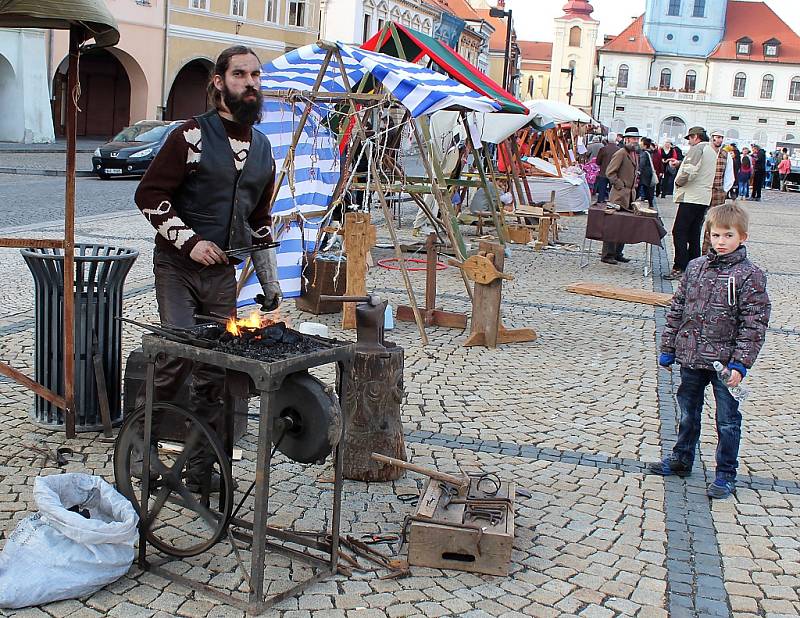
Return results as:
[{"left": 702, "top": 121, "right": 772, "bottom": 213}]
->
[
  {"left": 643, "top": 0, "right": 728, "bottom": 57},
  {"left": 549, "top": 1, "right": 599, "bottom": 112}
]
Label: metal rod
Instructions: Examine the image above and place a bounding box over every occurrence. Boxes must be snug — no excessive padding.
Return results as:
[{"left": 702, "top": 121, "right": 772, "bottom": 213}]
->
[
  {"left": 248, "top": 389, "right": 275, "bottom": 606},
  {"left": 138, "top": 361, "right": 155, "bottom": 568}
]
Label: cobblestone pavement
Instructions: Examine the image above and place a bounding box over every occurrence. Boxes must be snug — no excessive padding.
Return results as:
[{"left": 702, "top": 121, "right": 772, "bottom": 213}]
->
[{"left": 0, "top": 188, "right": 798, "bottom": 617}]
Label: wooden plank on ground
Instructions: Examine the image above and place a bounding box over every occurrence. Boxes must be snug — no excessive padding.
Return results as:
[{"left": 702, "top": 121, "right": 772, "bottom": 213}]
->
[{"left": 567, "top": 282, "right": 673, "bottom": 307}]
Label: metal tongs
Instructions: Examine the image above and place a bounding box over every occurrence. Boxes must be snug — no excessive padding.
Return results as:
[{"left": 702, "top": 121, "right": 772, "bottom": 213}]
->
[
  {"left": 116, "top": 317, "right": 215, "bottom": 348},
  {"left": 224, "top": 241, "right": 280, "bottom": 260}
]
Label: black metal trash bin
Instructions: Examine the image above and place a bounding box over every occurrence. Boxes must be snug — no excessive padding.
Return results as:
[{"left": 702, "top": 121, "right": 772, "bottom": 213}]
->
[{"left": 21, "top": 244, "right": 139, "bottom": 430}]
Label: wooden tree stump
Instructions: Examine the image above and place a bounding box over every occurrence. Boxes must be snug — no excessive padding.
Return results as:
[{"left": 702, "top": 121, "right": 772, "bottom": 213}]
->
[{"left": 342, "top": 345, "right": 406, "bottom": 481}]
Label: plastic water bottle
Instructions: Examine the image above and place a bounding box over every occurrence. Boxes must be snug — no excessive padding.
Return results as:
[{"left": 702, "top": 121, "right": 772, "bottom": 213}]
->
[{"left": 712, "top": 361, "right": 750, "bottom": 403}]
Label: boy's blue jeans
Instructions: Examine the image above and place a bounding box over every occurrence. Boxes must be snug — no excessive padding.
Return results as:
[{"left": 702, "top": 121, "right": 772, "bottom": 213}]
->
[{"left": 672, "top": 366, "right": 742, "bottom": 482}]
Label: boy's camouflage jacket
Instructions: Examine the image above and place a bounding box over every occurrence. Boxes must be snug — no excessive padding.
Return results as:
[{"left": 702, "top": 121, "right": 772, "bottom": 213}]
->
[{"left": 661, "top": 245, "right": 771, "bottom": 370}]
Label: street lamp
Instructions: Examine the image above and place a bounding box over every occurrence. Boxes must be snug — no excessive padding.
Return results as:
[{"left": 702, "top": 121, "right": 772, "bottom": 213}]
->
[
  {"left": 489, "top": 5, "right": 513, "bottom": 91},
  {"left": 611, "top": 89, "right": 624, "bottom": 119},
  {"left": 593, "top": 69, "right": 616, "bottom": 122},
  {"left": 560, "top": 67, "right": 575, "bottom": 105}
]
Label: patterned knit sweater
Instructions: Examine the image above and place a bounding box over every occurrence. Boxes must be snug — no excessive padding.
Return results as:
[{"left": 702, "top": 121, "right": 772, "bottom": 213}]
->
[{"left": 134, "top": 115, "right": 275, "bottom": 257}]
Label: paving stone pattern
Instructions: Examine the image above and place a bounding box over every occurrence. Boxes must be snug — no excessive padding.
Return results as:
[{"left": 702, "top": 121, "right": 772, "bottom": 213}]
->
[{"left": 0, "top": 189, "right": 798, "bottom": 617}]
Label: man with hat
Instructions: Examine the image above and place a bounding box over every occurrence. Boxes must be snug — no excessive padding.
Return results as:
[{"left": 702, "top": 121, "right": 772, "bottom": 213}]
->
[
  {"left": 601, "top": 126, "right": 641, "bottom": 264},
  {"left": 701, "top": 130, "right": 735, "bottom": 253},
  {"left": 665, "top": 126, "right": 717, "bottom": 280}
]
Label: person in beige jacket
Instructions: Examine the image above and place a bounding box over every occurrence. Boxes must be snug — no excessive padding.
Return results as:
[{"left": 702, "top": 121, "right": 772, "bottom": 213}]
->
[{"left": 665, "top": 126, "right": 718, "bottom": 280}]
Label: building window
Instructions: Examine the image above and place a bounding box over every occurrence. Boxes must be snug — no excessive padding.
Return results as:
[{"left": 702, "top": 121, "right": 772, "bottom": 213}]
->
[
  {"left": 764, "top": 39, "right": 781, "bottom": 58},
  {"left": 231, "top": 0, "right": 246, "bottom": 18},
  {"left": 569, "top": 26, "right": 581, "bottom": 47},
  {"left": 667, "top": 0, "right": 681, "bottom": 16},
  {"left": 527, "top": 76, "right": 535, "bottom": 97},
  {"left": 737, "top": 38, "right": 752, "bottom": 55},
  {"left": 692, "top": 35, "right": 700, "bottom": 43},
  {"left": 733, "top": 72, "right": 746, "bottom": 97},
  {"left": 684, "top": 70, "right": 696, "bottom": 92},
  {"left": 288, "top": 0, "right": 306, "bottom": 27},
  {"left": 660, "top": 68, "right": 672, "bottom": 89},
  {"left": 785, "top": 133, "right": 796, "bottom": 141},
  {"left": 617, "top": 64, "right": 629, "bottom": 88},
  {"left": 265, "top": 0, "right": 278, "bottom": 22},
  {"left": 190, "top": 0, "right": 209, "bottom": 9},
  {"left": 666, "top": 33, "right": 674, "bottom": 41},
  {"left": 726, "top": 129, "right": 739, "bottom": 140},
  {"left": 692, "top": 0, "right": 705, "bottom": 17},
  {"left": 363, "top": 13, "right": 372, "bottom": 42},
  {"left": 790, "top": 77, "right": 800, "bottom": 101},
  {"left": 761, "top": 74, "right": 774, "bottom": 99},
  {"left": 660, "top": 116, "right": 687, "bottom": 142}
]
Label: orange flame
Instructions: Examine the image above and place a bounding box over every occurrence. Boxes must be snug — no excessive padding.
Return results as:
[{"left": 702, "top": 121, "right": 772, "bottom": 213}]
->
[
  {"left": 224, "top": 307, "right": 290, "bottom": 336},
  {"left": 225, "top": 310, "right": 263, "bottom": 336}
]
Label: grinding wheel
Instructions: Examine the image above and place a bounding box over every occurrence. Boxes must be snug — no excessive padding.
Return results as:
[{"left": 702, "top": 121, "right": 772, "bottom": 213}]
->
[{"left": 271, "top": 371, "right": 342, "bottom": 464}]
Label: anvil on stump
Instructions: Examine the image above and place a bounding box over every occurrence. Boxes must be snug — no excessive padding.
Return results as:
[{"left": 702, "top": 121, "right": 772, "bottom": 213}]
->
[{"left": 320, "top": 294, "right": 407, "bottom": 481}]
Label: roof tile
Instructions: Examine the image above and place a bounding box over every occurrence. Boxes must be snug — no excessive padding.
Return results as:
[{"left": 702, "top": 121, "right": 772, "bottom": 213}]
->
[
  {"left": 599, "top": 14, "right": 653, "bottom": 55},
  {"left": 710, "top": 1, "right": 800, "bottom": 64}
]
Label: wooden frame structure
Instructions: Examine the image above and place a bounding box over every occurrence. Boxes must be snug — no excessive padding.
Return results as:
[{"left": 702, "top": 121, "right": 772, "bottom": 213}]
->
[
  {"left": 0, "top": 5, "right": 119, "bottom": 438},
  {"left": 265, "top": 41, "right": 521, "bottom": 344}
]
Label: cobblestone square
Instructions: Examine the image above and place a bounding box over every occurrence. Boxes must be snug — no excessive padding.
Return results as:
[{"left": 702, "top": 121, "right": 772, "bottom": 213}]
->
[{"left": 0, "top": 187, "right": 798, "bottom": 617}]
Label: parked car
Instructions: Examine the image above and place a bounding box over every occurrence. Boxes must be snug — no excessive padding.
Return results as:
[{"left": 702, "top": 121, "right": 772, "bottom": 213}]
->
[{"left": 92, "top": 120, "right": 182, "bottom": 179}]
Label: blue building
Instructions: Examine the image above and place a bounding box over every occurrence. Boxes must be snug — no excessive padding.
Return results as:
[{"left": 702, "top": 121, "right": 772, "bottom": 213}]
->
[{"left": 643, "top": 0, "right": 728, "bottom": 57}]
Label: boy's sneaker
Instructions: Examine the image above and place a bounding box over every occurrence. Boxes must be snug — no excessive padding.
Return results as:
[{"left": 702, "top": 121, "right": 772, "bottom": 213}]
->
[
  {"left": 707, "top": 478, "right": 736, "bottom": 499},
  {"left": 648, "top": 456, "right": 692, "bottom": 477}
]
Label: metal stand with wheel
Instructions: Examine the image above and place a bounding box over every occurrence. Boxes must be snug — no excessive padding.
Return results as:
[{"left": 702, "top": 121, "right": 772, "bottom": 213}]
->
[{"left": 115, "top": 333, "right": 355, "bottom": 614}]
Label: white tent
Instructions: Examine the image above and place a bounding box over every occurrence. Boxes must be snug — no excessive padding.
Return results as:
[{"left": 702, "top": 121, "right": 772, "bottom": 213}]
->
[{"left": 524, "top": 100, "right": 595, "bottom": 125}]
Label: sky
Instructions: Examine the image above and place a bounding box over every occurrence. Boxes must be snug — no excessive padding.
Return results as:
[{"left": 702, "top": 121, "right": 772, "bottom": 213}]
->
[{"left": 505, "top": 0, "right": 800, "bottom": 43}]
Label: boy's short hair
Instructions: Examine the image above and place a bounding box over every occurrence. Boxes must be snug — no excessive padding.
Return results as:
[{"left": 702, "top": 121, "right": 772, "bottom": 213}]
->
[{"left": 707, "top": 202, "right": 749, "bottom": 236}]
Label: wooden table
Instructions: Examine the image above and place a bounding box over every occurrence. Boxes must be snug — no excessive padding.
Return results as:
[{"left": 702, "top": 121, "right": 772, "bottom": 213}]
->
[{"left": 580, "top": 204, "right": 668, "bottom": 275}]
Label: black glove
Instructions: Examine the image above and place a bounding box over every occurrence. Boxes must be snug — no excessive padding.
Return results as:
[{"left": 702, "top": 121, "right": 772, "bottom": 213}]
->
[{"left": 255, "top": 291, "right": 282, "bottom": 313}]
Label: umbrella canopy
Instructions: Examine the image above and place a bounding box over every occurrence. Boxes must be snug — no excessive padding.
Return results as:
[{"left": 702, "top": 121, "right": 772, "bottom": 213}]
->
[
  {"left": 0, "top": 0, "right": 119, "bottom": 47},
  {"left": 262, "top": 42, "right": 502, "bottom": 116},
  {"left": 363, "top": 22, "right": 528, "bottom": 115}
]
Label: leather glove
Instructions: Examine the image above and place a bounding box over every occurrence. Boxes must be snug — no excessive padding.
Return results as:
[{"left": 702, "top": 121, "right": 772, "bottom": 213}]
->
[
  {"left": 251, "top": 246, "right": 281, "bottom": 311},
  {"left": 255, "top": 285, "right": 282, "bottom": 313}
]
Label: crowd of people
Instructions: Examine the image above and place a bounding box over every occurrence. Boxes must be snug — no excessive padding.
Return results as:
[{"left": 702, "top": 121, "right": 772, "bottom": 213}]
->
[{"left": 584, "top": 127, "right": 794, "bottom": 272}]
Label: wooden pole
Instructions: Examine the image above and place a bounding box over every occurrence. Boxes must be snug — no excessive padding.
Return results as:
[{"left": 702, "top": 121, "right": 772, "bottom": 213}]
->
[
  {"left": 410, "top": 118, "right": 473, "bottom": 301},
  {"left": 459, "top": 112, "right": 507, "bottom": 247},
  {"left": 269, "top": 48, "right": 335, "bottom": 210},
  {"left": 63, "top": 27, "right": 79, "bottom": 438},
  {"left": 332, "top": 49, "right": 429, "bottom": 345}
]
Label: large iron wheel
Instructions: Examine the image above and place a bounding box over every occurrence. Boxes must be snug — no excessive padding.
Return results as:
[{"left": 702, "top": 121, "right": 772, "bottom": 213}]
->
[{"left": 113, "top": 403, "right": 234, "bottom": 557}]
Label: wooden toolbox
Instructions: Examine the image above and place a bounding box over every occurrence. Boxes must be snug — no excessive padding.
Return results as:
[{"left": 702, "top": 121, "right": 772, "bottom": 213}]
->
[
  {"left": 408, "top": 476, "right": 515, "bottom": 576},
  {"left": 295, "top": 254, "right": 347, "bottom": 315}
]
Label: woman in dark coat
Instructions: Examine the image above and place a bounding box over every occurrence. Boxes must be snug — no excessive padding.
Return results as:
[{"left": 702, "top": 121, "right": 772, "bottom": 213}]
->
[{"left": 657, "top": 140, "right": 683, "bottom": 197}]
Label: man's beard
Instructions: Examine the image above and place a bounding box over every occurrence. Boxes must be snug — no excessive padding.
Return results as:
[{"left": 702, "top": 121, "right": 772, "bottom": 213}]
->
[{"left": 222, "top": 85, "right": 263, "bottom": 126}]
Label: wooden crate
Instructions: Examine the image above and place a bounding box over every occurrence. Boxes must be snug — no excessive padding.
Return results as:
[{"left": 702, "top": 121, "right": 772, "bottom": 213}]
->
[
  {"left": 408, "top": 477, "right": 515, "bottom": 576},
  {"left": 506, "top": 225, "right": 532, "bottom": 244},
  {"left": 295, "top": 254, "right": 347, "bottom": 315}
]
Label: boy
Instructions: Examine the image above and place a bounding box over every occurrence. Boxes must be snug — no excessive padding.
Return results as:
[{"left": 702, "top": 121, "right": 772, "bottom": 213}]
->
[{"left": 650, "top": 202, "right": 771, "bottom": 499}]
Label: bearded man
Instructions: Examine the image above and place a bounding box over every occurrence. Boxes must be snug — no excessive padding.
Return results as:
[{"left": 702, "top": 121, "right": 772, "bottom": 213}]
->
[{"left": 134, "top": 46, "right": 280, "bottom": 490}]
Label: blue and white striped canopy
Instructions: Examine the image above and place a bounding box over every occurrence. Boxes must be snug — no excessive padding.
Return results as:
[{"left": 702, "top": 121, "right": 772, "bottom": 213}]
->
[
  {"left": 237, "top": 42, "right": 499, "bottom": 305},
  {"left": 261, "top": 42, "right": 502, "bottom": 117},
  {"left": 237, "top": 100, "right": 340, "bottom": 305}
]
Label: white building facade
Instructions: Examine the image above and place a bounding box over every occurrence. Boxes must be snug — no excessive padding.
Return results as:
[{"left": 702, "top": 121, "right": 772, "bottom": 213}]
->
[
  {"left": 548, "top": 0, "right": 599, "bottom": 113},
  {"left": 597, "top": 0, "right": 800, "bottom": 150},
  {"left": 0, "top": 29, "right": 54, "bottom": 143},
  {"left": 321, "top": 0, "right": 437, "bottom": 46}
]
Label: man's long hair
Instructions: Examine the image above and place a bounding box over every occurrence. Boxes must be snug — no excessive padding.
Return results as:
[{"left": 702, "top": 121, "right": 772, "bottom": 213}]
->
[{"left": 207, "top": 45, "right": 262, "bottom": 109}]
